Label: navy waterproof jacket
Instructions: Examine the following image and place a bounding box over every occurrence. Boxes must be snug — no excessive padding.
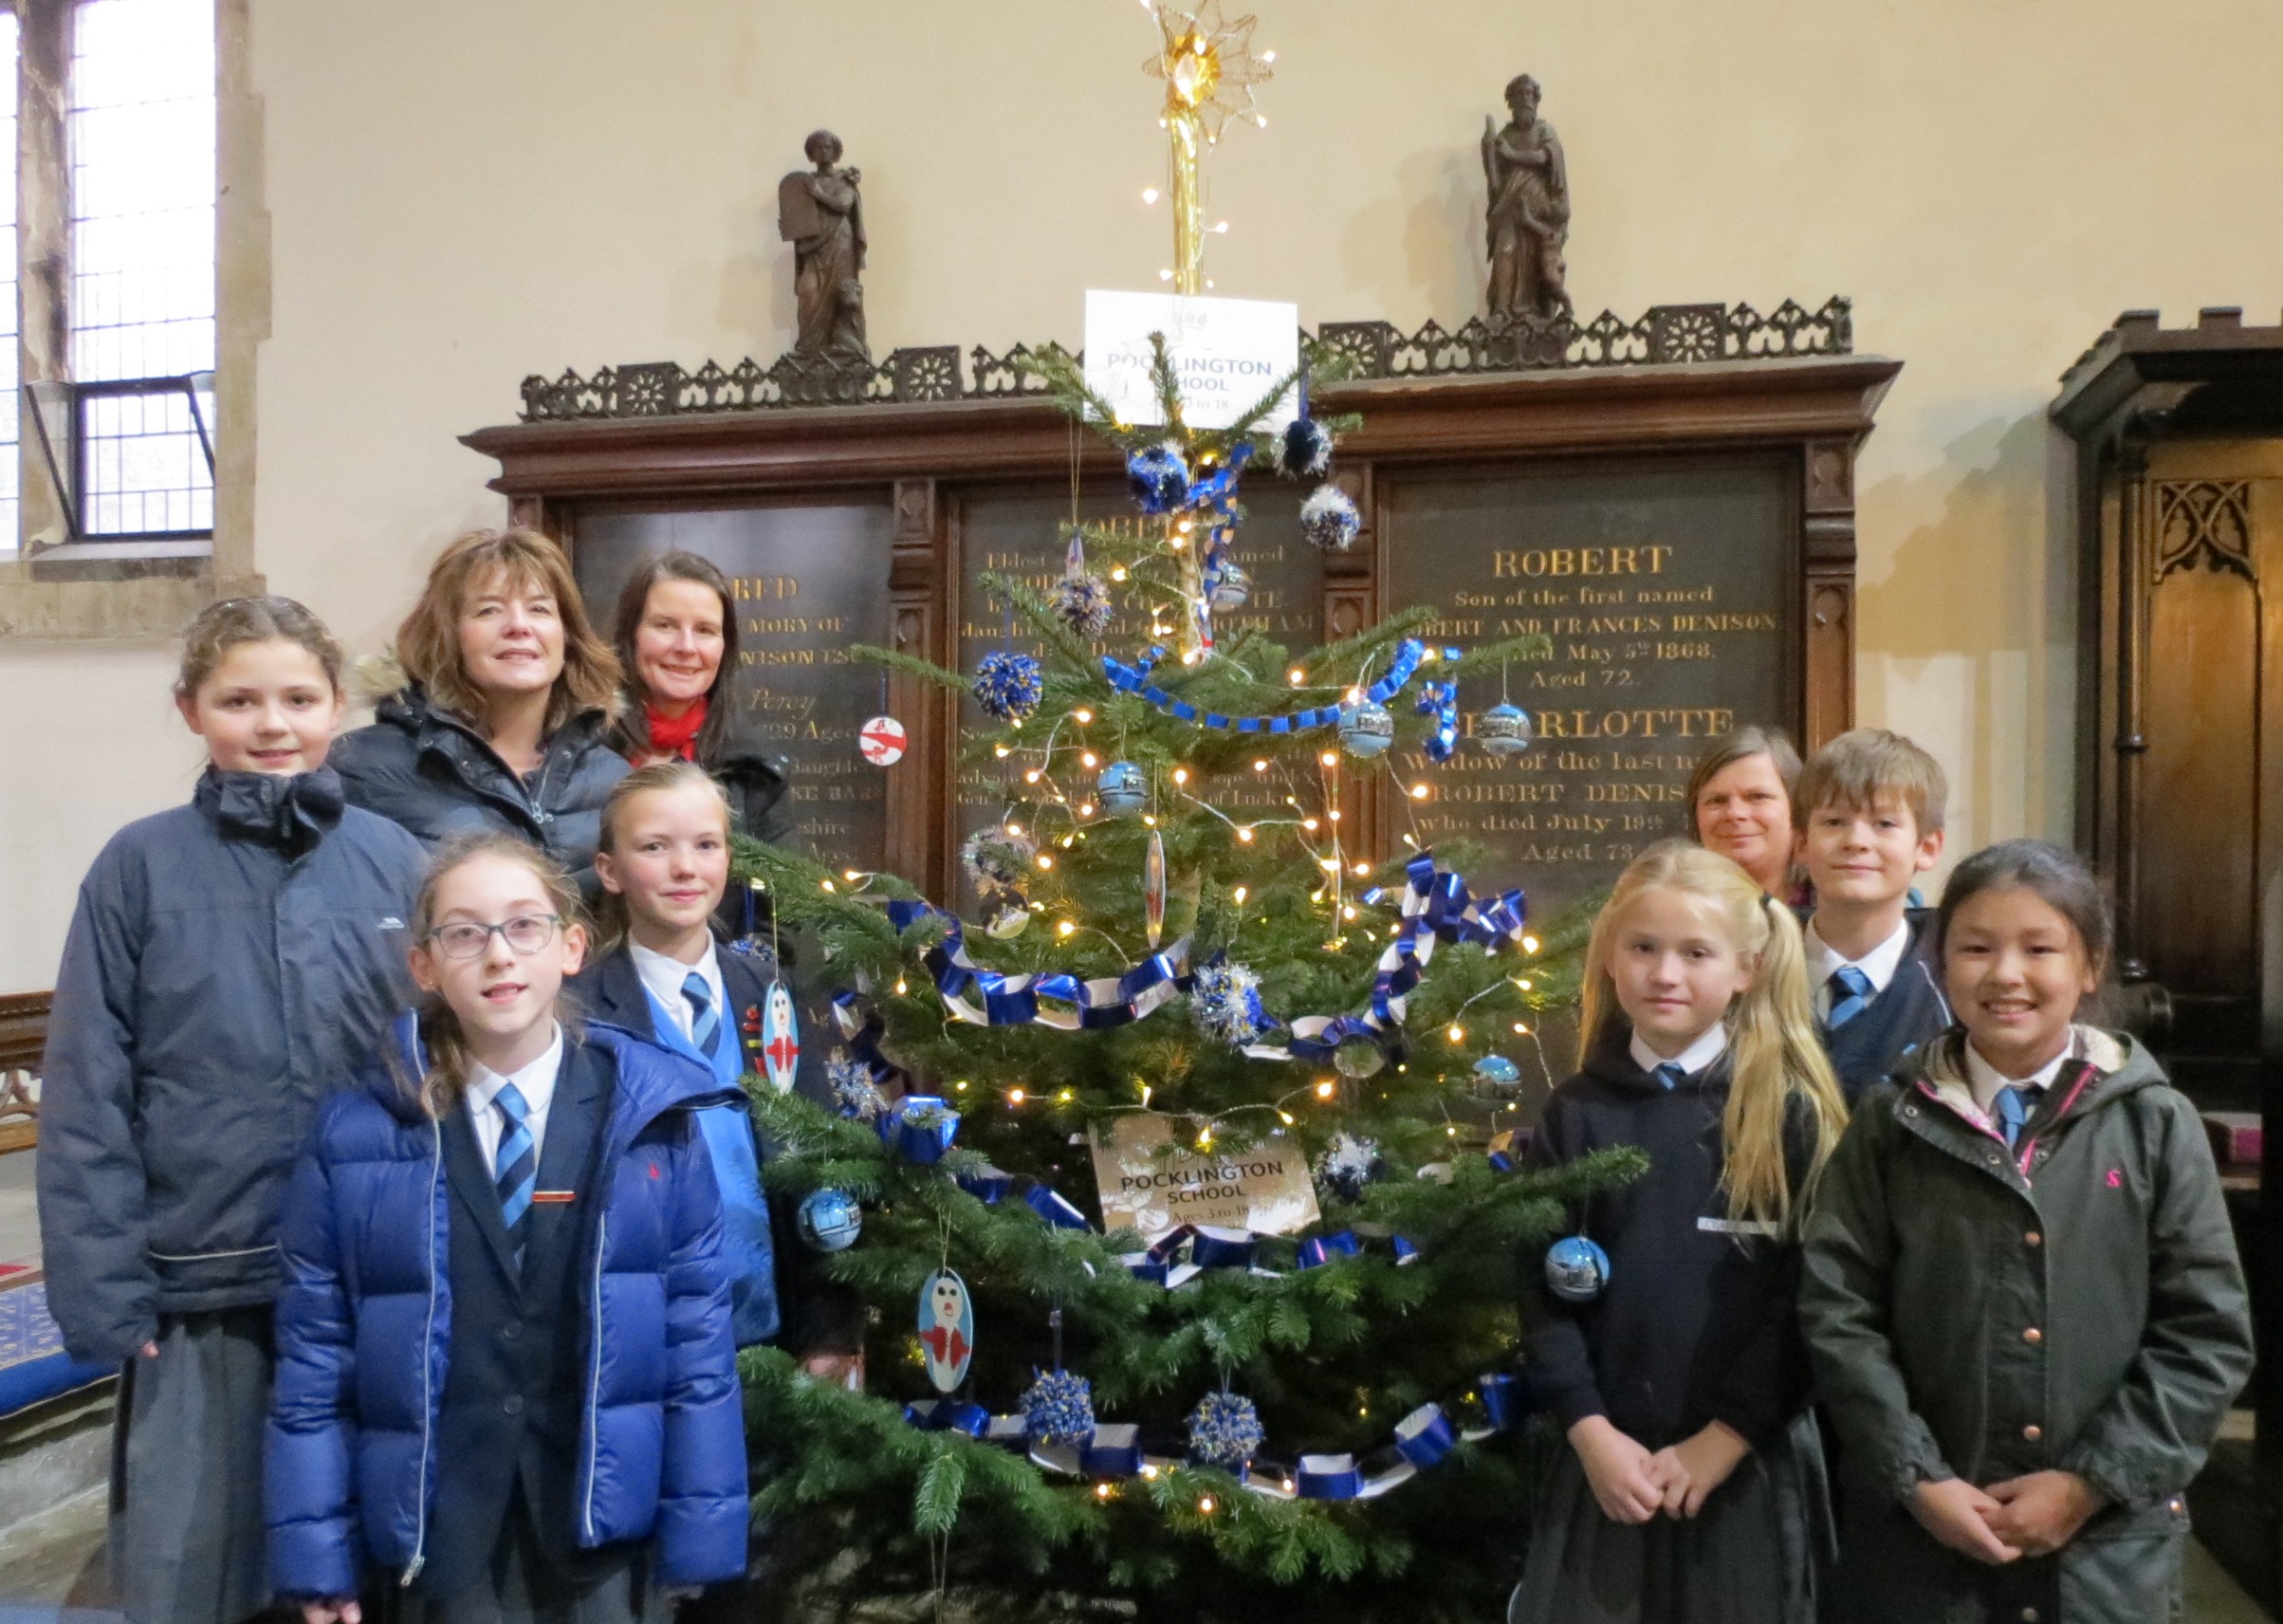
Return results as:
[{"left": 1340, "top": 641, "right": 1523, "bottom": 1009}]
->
[
  {"left": 265, "top": 1016, "right": 749, "bottom": 1597},
  {"left": 330, "top": 680, "right": 629, "bottom": 893},
  {"left": 38, "top": 769, "right": 427, "bottom": 1363}
]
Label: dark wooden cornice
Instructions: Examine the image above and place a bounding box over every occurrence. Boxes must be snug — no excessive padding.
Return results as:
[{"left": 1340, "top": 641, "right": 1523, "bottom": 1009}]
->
[{"left": 462, "top": 353, "right": 1903, "bottom": 503}]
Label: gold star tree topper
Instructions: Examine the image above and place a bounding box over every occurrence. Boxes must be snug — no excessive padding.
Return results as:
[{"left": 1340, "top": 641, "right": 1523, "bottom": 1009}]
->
[{"left": 1143, "top": 0, "right": 1273, "bottom": 294}]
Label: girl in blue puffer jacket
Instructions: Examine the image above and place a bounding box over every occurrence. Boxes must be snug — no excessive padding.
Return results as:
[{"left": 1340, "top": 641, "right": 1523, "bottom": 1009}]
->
[{"left": 266, "top": 832, "right": 747, "bottom": 1624}]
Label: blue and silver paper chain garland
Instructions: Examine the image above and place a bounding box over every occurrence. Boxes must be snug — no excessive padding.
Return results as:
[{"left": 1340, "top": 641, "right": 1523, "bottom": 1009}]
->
[
  {"left": 1246, "top": 849, "right": 1530, "bottom": 1067},
  {"left": 882, "top": 898, "right": 1192, "bottom": 1031},
  {"left": 908, "top": 1372, "right": 1526, "bottom": 1501},
  {"left": 1102, "top": 637, "right": 1453, "bottom": 734}
]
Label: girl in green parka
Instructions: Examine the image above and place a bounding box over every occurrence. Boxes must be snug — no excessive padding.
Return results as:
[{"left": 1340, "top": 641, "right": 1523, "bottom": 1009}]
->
[{"left": 1799, "top": 840, "right": 2252, "bottom": 1624}]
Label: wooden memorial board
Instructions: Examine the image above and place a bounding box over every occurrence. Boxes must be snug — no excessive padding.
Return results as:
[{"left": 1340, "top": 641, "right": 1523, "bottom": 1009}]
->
[
  {"left": 571, "top": 502, "right": 895, "bottom": 873},
  {"left": 1385, "top": 457, "right": 1793, "bottom": 921},
  {"left": 468, "top": 351, "right": 1896, "bottom": 918}
]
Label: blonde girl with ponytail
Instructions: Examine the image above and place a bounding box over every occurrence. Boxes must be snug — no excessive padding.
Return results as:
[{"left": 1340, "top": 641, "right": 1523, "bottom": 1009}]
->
[{"left": 1513, "top": 839, "right": 1845, "bottom": 1624}]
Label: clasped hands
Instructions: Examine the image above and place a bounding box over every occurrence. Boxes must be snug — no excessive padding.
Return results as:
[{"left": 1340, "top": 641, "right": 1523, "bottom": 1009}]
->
[
  {"left": 1568, "top": 1414, "right": 1752, "bottom": 1522},
  {"left": 1909, "top": 1471, "right": 2105, "bottom": 1564}
]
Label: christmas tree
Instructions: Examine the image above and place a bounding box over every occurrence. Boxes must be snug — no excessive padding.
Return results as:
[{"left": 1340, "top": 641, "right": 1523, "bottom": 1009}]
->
[{"left": 728, "top": 334, "right": 1640, "bottom": 1624}]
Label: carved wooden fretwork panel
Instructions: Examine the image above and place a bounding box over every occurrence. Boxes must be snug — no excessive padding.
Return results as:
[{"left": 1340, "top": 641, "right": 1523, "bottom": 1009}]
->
[{"left": 2154, "top": 480, "right": 2255, "bottom": 581}]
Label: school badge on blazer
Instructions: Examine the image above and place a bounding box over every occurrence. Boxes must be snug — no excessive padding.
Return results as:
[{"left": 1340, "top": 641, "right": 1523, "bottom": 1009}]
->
[{"left": 759, "top": 982, "right": 800, "bottom": 1094}]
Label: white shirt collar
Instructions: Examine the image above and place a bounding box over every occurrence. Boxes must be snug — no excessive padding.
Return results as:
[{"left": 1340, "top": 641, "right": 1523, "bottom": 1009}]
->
[
  {"left": 631, "top": 937, "right": 726, "bottom": 1044},
  {"left": 463, "top": 1023, "right": 565, "bottom": 1176},
  {"left": 1629, "top": 1023, "right": 1729, "bottom": 1080},
  {"left": 1805, "top": 915, "right": 1913, "bottom": 1003},
  {"left": 1961, "top": 1040, "right": 2073, "bottom": 1116}
]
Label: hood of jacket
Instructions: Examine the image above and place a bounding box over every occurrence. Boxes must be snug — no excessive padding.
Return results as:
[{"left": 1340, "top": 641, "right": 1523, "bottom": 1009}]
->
[{"left": 1901, "top": 1024, "right": 2163, "bottom": 1142}]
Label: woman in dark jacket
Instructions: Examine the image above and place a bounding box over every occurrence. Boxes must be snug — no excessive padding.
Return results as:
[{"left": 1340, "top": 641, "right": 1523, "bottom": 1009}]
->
[
  {"left": 331, "top": 526, "right": 631, "bottom": 892},
  {"left": 604, "top": 550, "right": 791, "bottom": 847}
]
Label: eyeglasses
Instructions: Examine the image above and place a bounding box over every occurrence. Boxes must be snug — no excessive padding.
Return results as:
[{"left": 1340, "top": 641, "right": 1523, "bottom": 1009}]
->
[{"left": 425, "top": 914, "right": 562, "bottom": 960}]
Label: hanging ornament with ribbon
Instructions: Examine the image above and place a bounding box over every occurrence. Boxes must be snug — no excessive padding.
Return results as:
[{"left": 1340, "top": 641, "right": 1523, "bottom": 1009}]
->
[
  {"left": 759, "top": 981, "right": 800, "bottom": 1094},
  {"left": 1053, "top": 528, "right": 1115, "bottom": 638},
  {"left": 1144, "top": 826, "right": 1168, "bottom": 950},
  {"left": 918, "top": 1267, "right": 975, "bottom": 1392}
]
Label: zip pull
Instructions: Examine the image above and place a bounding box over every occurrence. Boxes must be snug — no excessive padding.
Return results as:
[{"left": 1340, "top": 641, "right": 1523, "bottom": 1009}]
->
[{"left": 400, "top": 1556, "right": 424, "bottom": 1588}]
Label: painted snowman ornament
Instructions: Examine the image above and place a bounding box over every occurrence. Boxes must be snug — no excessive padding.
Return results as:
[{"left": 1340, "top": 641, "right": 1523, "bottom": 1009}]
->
[
  {"left": 759, "top": 982, "right": 801, "bottom": 1094},
  {"left": 918, "top": 1267, "right": 975, "bottom": 1393}
]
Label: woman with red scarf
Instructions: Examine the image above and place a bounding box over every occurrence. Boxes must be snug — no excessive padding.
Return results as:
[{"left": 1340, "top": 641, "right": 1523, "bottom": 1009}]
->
[{"left": 606, "top": 551, "right": 793, "bottom": 846}]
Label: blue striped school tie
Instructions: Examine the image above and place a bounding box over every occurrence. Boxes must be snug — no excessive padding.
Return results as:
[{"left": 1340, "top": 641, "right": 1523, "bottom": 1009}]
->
[
  {"left": 1992, "top": 1084, "right": 2034, "bottom": 1150},
  {"left": 493, "top": 1082, "right": 537, "bottom": 1252},
  {"left": 1826, "top": 965, "right": 1874, "bottom": 1029},
  {"left": 683, "top": 970, "right": 720, "bottom": 1058},
  {"left": 1651, "top": 1062, "right": 1685, "bottom": 1091}
]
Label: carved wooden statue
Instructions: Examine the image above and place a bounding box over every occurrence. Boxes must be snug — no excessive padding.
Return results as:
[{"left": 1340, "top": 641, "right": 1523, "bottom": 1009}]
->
[
  {"left": 1482, "top": 75, "right": 1572, "bottom": 324},
  {"left": 779, "top": 130, "right": 870, "bottom": 364}
]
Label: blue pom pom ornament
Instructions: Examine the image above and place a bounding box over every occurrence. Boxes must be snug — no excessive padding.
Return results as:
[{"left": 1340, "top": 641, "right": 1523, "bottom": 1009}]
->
[
  {"left": 1022, "top": 1368, "right": 1096, "bottom": 1447},
  {"left": 971, "top": 650, "right": 1043, "bottom": 723},
  {"left": 1128, "top": 442, "right": 1191, "bottom": 515}
]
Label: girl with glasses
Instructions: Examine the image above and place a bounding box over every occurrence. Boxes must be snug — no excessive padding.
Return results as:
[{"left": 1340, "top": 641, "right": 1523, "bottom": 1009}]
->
[{"left": 267, "top": 832, "right": 747, "bottom": 1624}]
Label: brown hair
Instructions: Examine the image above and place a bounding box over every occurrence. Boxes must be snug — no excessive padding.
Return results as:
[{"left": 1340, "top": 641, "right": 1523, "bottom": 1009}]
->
[
  {"left": 394, "top": 527, "right": 620, "bottom": 739},
  {"left": 1579, "top": 840, "right": 1847, "bottom": 1228},
  {"left": 604, "top": 551, "right": 741, "bottom": 763},
  {"left": 1683, "top": 725, "right": 1802, "bottom": 839},
  {"left": 404, "top": 830, "right": 586, "bottom": 1116},
  {"left": 1794, "top": 728, "right": 1948, "bottom": 835},
  {"left": 175, "top": 596, "right": 344, "bottom": 700},
  {"left": 591, "top": 760, "right": 734, "bottom": 954}
]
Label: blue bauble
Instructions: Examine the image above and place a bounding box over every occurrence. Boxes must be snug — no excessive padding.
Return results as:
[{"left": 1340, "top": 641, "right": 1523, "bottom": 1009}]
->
[
  {"left": 1280, "top": 416, "right": 1335, "bottom": 480},
  {"left": 1476, "top": 703, "right": 1534, "bottom": 757},
  {"left": 1205, "top": 559, "right": 1250, "bottom": 610},
  {"left": 1544, "top": 1235, "right": 1611, "bottom": 1302},
  {"left": 797, "top": 1189, "right": 864, "bottom": 1253},
  {"left": 1097, "top": 759, "right": 1148, "bottom": 818},
  {"left": 1128, "top": 442, "right": 1191, "bottom": 515},
  {"left": 1299, "top": 484, "right": 1361, "bottom": 551},
  {"left": 1337, "top": 700, "right": 1394, "bottom": 759},
  {"left": 1472, "top": 1054, "right": 1523, "bottom": 1100}
]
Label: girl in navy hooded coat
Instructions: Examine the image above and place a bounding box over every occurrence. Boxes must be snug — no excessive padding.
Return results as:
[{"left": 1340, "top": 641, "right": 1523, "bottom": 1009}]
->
[
  {"left": 266, "top": 833, "right": 746, "bottom": 1624},
  {"left": 39, "top": 597, "right": 427, "bottom": 1624}
]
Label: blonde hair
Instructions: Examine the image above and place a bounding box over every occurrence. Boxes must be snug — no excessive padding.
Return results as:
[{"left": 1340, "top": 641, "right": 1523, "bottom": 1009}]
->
[
  {"left": 1579, "top": 840, "right": 1847, "bottom": 1228},
  {"left": 592, "top": 760, "right": 734, "bottom": 954},
  {"left": 405, "top": 831, "right": 586, "bottom": 1116},
  {"left": 1795, "top": 728, "right": 1949, "bottom": 836},
  {"left": 394, "top": 527, "right": 621, "bottom": 738}
]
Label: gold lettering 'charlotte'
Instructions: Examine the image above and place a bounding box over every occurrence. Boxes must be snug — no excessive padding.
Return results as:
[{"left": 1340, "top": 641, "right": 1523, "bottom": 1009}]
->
[{"left": 1388, "top": 465, "right": 1791, "bottom": 918}]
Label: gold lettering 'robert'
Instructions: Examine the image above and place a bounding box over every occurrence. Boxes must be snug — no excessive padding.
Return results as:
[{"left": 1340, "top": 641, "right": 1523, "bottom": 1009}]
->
[{"left": 1491, "top": 545, "right": 1672, "bottom": 579}]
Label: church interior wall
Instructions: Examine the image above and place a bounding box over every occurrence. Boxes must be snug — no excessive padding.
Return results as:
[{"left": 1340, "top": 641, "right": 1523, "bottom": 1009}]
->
[{"left": 4, "top": 0, "right": 2281, "bottom": 989}]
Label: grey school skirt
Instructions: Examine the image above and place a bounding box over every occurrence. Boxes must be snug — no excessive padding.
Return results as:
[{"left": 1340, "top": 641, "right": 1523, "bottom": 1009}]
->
[
  {"left": 1508, "top": 1410, "right": 1835, "bottom": 1624},
  {"left": 109, "top": 1307, "right": 275, "bottom": 1624}
]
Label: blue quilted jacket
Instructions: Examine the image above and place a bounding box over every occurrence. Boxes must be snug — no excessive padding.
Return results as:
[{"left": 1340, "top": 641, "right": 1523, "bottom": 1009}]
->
[{"left": 265, "top": 1015, "right": 748, "bottom": 1597}]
